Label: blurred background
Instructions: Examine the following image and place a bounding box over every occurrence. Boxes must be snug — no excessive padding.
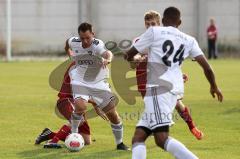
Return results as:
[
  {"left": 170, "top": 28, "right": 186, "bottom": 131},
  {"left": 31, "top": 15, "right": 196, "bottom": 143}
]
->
[{"left": 0, "top": 0, "right": 240, "bottom": 59}]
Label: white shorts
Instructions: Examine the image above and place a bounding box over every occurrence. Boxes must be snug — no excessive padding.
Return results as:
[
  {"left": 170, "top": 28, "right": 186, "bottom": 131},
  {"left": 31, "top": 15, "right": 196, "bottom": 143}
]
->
[
  {"left": 71, "top": 79, "right": 114, "bottom": 109},
  {"left": 69, "top": 66, "right": 114, "bottom": 109},
  {"left": 136, "top": 87, "right": 178, "bottom": 131}
]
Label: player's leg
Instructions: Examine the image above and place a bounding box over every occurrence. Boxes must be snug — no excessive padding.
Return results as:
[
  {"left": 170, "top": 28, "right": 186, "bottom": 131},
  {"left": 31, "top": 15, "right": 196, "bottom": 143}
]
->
[
  {"left": 213, "top": 40, "right": 217, "bottom": 59},
  {"left": 70, "top": 80, "right": 90, "bottom": 134},
  {"left": 90, "top": 80, "right": 129, "bottom": 150},
  {"left": 150, "top": 87, "right": 198, "bottom": 159},
  {"left": 78, "top": 120, "right": 91, "bottom": 145},
  {"left": 87, "top": 80, "right": 129, "bottom": 149},
  {"left": 44, "top": 121, "right": 91, "bottom": 148},
  {"left": 132, "top": 127, "right": 151, "bottom": 159},
  {"left": 35, "top": 128, "right": 56, "bottom": 145},
  {"left": 153, "top": 127, "right": 198, "bottom": 159},
  {"left": 44, "top": 124, "right": 71, "bottom": 149},
  {"left": 175, "top": 100, "right": 203, "bottom": 140},
  {"left": 44, "top": 99, "right": 74, "bottom": 148},
  {"left": 71, "top": 97, "right": 87, "bottom": 133},
  {"left": 58, "top": 98, "right": 91, "bottom": 144},
  {"left": 208, "top": 39, "right": 212, "bottom": 59},
  {"left": 44, "top": 98, "right": 89, "bottom": 148},
  {"left": 36, "top": 99, "right": 72, "bottom": 146},
  {"left": 102, "top": 103, "right": 129, "bottom": 150},
  {"left": 80, "top": 133, "right": 91, "bottom": 145},
  {"left": 175, "top": 100, "right": 194, "bottom": 129}
]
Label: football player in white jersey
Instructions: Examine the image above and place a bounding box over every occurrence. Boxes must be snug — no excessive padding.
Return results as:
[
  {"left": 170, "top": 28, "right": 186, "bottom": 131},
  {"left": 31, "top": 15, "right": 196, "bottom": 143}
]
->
[
  {"left": 133, "top": 10, "right": 203, "bottom": 140},
  {"left": 125, "top": 7, "right": 223, "bottom": 159},
  {"left": 65, "top": 22, "right": 129, "bottom": 150}
]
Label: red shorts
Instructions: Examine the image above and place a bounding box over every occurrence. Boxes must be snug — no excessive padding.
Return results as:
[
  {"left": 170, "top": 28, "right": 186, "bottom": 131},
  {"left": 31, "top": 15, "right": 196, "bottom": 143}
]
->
[
  {"left": 137, "top": 83, "right": 146, "bottom": 98},
  {"left": 136, "top": 62, "right": 147, "bottom": 98},
  {"left": 56, "top": 98, "right": 90, "bottom": 135}
]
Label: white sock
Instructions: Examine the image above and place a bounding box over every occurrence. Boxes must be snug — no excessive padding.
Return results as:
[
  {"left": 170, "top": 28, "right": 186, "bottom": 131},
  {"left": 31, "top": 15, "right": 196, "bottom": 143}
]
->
[
  {"left": 111, "top": 122, "right": 123, "bottom": 145},
  {"left": 132, "top": 142, "right": 146, "bottom": 159},
  {"left": 70, "top": 113, "right": 84, "bottom": 133},
  {"left": 165, "top": 137, "right": 198, "bottom": 159}
]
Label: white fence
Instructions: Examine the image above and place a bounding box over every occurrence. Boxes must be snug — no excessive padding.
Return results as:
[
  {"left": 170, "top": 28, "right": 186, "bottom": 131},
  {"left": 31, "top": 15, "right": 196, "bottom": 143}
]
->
[{"left": 0, "top": 0, "right": 239, "bottom": 56}]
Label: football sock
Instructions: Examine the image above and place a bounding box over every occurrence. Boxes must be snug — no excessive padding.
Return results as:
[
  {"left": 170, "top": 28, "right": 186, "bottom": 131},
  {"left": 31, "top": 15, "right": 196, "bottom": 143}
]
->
[
  {"left": 165, "top": 137, "right": 198, "bottom": 159},
  {"left": 50, "top": 125, "right": 71, "bottom": 143},
  {"left": 48, "top": 131, "right": 56, "bottom": 139},
  {"left": 71, "top": 113, "right": 84, "bottom": 133},
  {"left": 111, "top": 122, "right": 123, "bottom": 145},
  {"left": 132, "top": 142, "right": 146, "bottom": 159},
  {"left": 179, "top": 106, "right": 195, "bottom": 130}
]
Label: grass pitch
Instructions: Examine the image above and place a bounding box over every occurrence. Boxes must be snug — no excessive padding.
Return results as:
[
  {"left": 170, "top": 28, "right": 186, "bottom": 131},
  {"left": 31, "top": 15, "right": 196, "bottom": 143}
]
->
[{"left": 0, "top": 59, "right": 239, "bottom": 159}]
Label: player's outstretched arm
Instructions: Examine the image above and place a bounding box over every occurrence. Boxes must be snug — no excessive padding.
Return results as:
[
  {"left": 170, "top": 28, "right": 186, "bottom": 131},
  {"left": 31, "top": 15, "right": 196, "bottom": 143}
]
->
[{"left": 194, "top": 55, "right": 223, "bottom": 102}]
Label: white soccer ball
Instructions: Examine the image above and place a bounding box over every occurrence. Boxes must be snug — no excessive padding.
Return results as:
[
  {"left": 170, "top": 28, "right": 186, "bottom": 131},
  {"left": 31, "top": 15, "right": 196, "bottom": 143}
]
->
[{"left": 65, "top": 133, "right": 85, "bottom": 152}]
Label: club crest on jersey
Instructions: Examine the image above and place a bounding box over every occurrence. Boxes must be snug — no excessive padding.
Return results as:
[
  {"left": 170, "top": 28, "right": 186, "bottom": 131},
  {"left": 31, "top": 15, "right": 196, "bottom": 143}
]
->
[
  {"left": 93, "top": 39, "right": 99, "bottom": 45},
  {"left": 88, "top": 51, "right": 93, "bottom": 55}
]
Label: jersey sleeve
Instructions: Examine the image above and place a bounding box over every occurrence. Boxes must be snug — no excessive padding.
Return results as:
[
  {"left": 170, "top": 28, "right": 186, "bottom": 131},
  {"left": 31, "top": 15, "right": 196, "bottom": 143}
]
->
[
  {"left": 95, "top": 39, "right": 107, "bottom": 55},
  {"left": 189, "top": 38, "right": 204, "bottom": 58},
  {"left": 68, "top": 37, "right": 80, "bottom": 50},
  {"left": 67, "top": 37, "right": 74, "bottom": 50},
  {"left": 133, "top": 27, "right": 154, "bottom": 54}
]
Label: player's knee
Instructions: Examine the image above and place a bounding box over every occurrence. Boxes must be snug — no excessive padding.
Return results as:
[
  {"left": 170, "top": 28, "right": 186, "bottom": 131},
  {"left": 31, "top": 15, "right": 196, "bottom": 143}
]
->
[
  {"left": 132, "top": 127, "right": 149, "bottom": 145},
  {"left": 132, "top": 136, "right": 145, "bottom": 145},
  {"left": 105, "top": 109, "right": 120, "bottom": 124},
  {"left": 153, "top": 126, "right": 169, "bottom": 149},
  {"left": 74, "top": 100, "right": 87, "bottom": 114},
  {"left": 154, "top": 137, "right": 166, "bottom": 149}
]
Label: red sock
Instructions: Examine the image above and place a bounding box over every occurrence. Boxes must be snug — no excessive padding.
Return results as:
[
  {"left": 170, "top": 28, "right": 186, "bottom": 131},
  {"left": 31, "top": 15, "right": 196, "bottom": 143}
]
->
[
  {"left": 48, "top": 132, "right": 56, "bottom": 139},
  {"left": 50, "top": 125, "right": 71, "bottom": 143},
  {"left": 179, "top": 107, "right": 195, "bottom": 130}
]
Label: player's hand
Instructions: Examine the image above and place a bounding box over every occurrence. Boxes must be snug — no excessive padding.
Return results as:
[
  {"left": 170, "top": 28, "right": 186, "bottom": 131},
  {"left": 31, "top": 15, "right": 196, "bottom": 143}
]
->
[
  {"left": 131, "top": 54, "right": 147, "bottom": 68},
  {"left": 183, "top": 74, "right": 189, "bottom": 83},
  {"left": 210, "top": 87, "right": 223, "bottom": 102},
  {"left": 100, "top": 58, "right": 110, "bottom": 69},
  {"left": 94, "top": 106, "right": 109, "bottom": 121},
  {"left": 133, "top": 54, "right": 147, "bottom": 63}
]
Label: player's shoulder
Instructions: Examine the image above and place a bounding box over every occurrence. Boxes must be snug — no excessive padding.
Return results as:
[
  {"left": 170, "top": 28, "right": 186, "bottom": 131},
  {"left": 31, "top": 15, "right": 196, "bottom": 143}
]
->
[
  {"left": 152, "top": 26, "right": 167, "bottom": 32},
  {"left": 173, "top": 28, "right": 197, "bottom": 46},
  {"left": 92, "top": 38, "right": 104, "bottom": 46},
  {"left": 183, "top": 32, "right": 198, "bottom": 47},
  {"left": 68, "top": 36, "right": 81, "bottom": 43},
  {"left": 151, "top": 26, "right": 176, "bottom": 36},
  {"left": 182, "top": 31, "right": 195, "bottom": 41},
  {"left": 133, "top": 36, "right": 140, "bottom": 43}
]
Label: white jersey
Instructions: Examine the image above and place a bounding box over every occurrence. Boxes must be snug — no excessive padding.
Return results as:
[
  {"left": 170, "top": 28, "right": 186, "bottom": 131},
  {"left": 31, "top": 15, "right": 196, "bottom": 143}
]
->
[
  {"left": 133, "top": 37, "right": 148, "bottom": 55},
  {"left": 68, "top": 37, "right": 109, "bottom": 84},
  {"left": 133, "top": 26, "right": 204, "bottom": 95}
]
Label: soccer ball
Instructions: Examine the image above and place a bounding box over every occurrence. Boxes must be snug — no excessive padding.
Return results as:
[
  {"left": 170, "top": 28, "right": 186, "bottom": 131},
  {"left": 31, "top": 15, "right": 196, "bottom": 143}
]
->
[{"left": 65, "top": 133, "right": 85, "bottom": 152}]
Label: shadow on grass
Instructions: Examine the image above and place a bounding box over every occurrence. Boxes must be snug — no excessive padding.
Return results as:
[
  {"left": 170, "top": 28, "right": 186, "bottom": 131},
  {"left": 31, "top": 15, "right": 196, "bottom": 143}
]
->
[
  {"left": 221, "top": 107, "right": 240, "bottom": 115},
  {"left": 17, "top": 145, "right": 130, "bottom": 159}
]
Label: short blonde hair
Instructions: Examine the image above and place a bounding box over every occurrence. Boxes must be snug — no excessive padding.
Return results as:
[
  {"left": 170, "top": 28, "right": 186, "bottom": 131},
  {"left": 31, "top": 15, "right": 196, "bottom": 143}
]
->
[{"left": 144, "top": 10, "right": 161, "bottom": 23}]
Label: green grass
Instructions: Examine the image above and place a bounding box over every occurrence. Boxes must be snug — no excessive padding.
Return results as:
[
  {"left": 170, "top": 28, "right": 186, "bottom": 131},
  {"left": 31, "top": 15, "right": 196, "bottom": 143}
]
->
[{"left": 0, "top": 59, "right": 240, "bottom": 159}]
